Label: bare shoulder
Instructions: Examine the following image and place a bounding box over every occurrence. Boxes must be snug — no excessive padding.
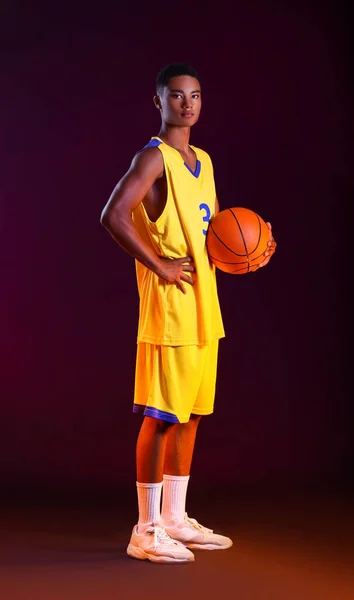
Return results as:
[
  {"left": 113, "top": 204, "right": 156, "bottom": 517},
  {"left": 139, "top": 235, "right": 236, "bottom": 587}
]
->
[
  {"left": 129, "top": 146, "right": 164, "bottom": 180},
  {"left": 101, "top": 145, "right": 165, "bottom": 219}
]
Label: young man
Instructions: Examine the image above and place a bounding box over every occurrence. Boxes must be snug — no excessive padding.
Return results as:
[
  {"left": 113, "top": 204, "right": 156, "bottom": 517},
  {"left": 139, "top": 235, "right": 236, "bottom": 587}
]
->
[{"left": 101, "top": 63, "right": 276, "bottom": 564}]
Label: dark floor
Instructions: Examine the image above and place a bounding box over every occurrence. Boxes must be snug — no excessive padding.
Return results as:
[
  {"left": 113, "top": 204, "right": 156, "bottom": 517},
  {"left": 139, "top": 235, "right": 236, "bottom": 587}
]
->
[{"left": 0, "top": 485, "right": 353, "bottom": 600}]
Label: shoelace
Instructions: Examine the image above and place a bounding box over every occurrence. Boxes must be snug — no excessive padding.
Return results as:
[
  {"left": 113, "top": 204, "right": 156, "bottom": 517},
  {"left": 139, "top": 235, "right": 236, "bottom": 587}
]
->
[
  {"left": 150, "top": 525, "right": 178, "bottom": 550},
  {"left": 186, "top": 514, "right": 213, "bottom": 533}
]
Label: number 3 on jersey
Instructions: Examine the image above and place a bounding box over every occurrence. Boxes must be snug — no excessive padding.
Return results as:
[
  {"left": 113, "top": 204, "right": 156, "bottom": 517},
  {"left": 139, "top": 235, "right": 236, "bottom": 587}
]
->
[{"left": 199, "top": 203, "right": 211, "bottom": 235}]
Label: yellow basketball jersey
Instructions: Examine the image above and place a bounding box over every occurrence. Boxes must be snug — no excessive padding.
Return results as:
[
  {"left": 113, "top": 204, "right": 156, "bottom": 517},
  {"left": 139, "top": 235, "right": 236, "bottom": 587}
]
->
[{"left": 132, "top": 136, "right": 225, "bottom": 346}]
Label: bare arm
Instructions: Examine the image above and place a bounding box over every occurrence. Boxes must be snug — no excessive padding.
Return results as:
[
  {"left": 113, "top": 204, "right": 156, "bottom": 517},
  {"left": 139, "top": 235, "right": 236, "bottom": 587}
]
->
[
  {"left": 101, "top": 148, "right": 195, "bottom": 293},
  {"left": 101, "top": 148, "right": 164, "bottom": 272}
]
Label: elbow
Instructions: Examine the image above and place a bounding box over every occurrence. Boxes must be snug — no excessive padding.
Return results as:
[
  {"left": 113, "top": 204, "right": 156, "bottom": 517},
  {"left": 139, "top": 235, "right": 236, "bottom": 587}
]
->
[
  {"left": 100, "top": 206, "right": 131, "bottom": 232},
  {"left": 100, "top": 208, "right": 111, "bottom": 228}
]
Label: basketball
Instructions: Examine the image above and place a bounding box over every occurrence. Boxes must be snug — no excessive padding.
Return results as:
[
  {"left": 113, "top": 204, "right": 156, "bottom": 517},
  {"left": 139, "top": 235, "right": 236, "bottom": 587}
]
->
[{"left": 206, "top": 207, "right": 270, "bottom": 274}]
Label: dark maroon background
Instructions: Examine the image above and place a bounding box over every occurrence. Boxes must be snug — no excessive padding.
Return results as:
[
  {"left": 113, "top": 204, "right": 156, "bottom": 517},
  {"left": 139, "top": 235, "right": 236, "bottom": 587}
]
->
[{"left": 1, "top": 1, "right": 352, "bottom": 498}]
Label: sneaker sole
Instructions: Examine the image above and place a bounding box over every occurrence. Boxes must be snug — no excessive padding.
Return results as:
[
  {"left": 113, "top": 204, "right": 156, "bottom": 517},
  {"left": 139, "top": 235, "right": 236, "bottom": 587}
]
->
[
  {"left": 127, "top": 544, "right": 195, "bottom": 563},
  {"left": 185, "top": 540, "right": 233, "bottom": 550}
]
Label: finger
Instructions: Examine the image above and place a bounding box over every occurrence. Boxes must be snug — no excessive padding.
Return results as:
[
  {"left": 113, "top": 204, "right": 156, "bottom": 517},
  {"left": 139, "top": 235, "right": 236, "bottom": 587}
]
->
[
  {"left": 182, "top": 264, "right": 196, "bottom": 272},
  {"left": 176, "top": 280, "right": 187, "bottom": 294},
  {"left": 259, "top": 256, "right": 271, "bottom": 268},
  {"left": 178, "top": 256, "right": 194, "bottom": 263},
  {"left": 259, "top": 249, "right": 270, "bottom": 264},
  {"left": 181, "top": 273, "right": 194, "bottom": 286},
  {"left": 266, "top": 221, "right": 272, "bottom": 231}
]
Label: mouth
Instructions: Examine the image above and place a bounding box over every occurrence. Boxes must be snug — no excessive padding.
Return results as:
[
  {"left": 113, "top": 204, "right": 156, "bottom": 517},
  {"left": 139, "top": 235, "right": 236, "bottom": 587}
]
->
[{"left": 181, "top": 113, "right": 194, "bottom": 118}]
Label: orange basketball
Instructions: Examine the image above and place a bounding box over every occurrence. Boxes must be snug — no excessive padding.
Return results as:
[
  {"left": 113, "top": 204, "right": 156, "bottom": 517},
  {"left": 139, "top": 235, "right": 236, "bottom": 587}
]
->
[{"left": 206, "top": 207, "right": 270, "bottom": 274}]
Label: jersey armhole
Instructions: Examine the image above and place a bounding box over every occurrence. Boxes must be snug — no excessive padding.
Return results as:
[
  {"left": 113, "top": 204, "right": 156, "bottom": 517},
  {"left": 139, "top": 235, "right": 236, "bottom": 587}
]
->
[{"left": 137, "top": 140, "right": 171, "bottom": 231}]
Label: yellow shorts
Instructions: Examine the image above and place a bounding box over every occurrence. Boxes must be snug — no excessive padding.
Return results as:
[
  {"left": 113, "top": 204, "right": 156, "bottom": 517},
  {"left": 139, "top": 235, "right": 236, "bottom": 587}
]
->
[{"left": 133, "top": 340, "right": 219, "bottom": 424}]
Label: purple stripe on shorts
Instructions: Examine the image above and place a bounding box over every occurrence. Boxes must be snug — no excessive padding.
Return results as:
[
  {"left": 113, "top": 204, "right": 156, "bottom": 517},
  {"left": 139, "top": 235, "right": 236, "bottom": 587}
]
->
[{"left": 133, "top": 404, "right": 180, "bottom": 423}]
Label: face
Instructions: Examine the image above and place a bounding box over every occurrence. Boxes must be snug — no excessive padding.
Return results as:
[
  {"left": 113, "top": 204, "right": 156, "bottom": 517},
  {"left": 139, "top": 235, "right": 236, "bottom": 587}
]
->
[{"left": 154, "top": 75, "right": 201, "bottom": 127}]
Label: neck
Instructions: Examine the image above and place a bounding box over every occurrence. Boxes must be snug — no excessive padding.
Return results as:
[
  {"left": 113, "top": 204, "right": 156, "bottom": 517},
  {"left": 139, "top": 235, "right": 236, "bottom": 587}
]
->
[{"left": 157, "top": 124, "right": 191, "bottom": 152}]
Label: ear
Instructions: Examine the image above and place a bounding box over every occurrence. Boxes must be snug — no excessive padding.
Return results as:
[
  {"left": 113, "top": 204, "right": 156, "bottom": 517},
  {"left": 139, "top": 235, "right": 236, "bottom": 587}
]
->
[{"left": 153, "top": 95, "right": 161, "bottom": 110}]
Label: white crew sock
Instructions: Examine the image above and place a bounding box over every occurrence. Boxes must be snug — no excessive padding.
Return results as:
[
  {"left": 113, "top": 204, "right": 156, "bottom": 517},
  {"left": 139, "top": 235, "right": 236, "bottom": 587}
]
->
[
  {"left": 136, "top": 481, "right": 163, "bottom": 532},
  {"left": 161, "top": 474, "right": 190, "bottom": 524}
]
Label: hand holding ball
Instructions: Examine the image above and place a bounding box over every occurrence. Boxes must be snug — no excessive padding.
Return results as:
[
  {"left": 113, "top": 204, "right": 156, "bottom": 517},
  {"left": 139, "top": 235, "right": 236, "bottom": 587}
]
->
[{"left": 206, "top": 207, "right": 273, "bottom": 274}]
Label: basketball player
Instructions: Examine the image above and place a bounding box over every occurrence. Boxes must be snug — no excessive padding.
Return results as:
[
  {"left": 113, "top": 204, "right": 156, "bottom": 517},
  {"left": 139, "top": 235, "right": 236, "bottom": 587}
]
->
[{"left": 101, "top": 63, "right": 276, "bottom": 564}]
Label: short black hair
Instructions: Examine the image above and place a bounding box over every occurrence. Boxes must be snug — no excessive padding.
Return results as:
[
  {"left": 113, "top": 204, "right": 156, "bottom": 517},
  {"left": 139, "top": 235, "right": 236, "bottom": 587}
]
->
[{"left": 156, "top": 63, "right": 201, "bottom": 94}]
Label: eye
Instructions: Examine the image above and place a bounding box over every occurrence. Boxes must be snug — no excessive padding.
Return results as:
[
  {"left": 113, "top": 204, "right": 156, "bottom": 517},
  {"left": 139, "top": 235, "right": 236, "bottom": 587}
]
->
[
  {"left": 192, "top": 94, "right": 200, "bottom": 99},
  {"left": 171, "top": 94, "right": 182, "bottom": 99}
]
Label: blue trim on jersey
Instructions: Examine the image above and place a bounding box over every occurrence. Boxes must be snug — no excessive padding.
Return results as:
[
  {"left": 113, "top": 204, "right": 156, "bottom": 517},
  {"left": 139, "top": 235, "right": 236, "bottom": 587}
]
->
[
  {"left": 140, "top": 139, "right": 201, "bottom": 178},
  {"left": 142, "top": 139, "right": 162, "bottom": 150},
  {"left": 184, "top": 159, "right": 201, "bottom": 178},
  {"left": 133, "top": 404, "right": 180, "bottom": 423}
]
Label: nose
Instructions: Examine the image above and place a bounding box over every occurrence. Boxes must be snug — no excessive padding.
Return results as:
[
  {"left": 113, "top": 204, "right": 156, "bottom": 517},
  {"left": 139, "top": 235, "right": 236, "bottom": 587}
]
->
[{"left": 182, "top": 97, "right": 193, "bottom": 109}]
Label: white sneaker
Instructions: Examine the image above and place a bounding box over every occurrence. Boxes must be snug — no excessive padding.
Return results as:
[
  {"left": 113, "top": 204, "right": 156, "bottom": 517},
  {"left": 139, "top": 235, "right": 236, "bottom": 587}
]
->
[
  {"left": 164, "top": 513, "right": 233, "bottom": 550},
  {"left": 127, "top": 522, "right": 195, "bottom": 563}
]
